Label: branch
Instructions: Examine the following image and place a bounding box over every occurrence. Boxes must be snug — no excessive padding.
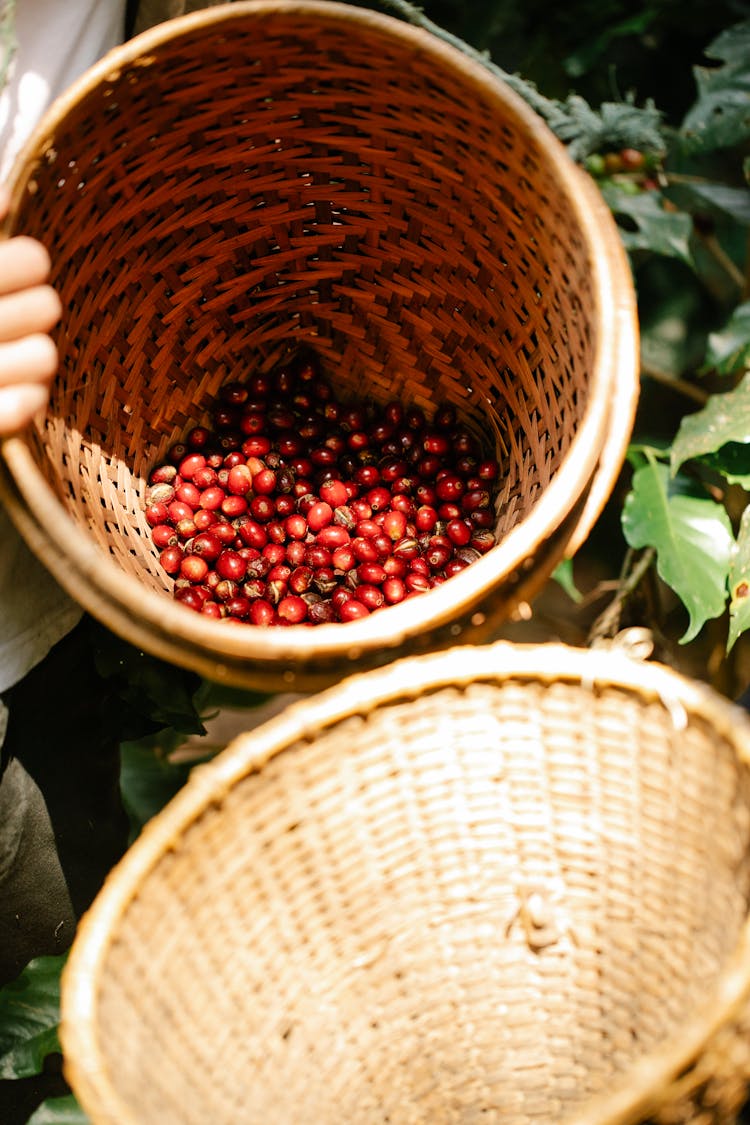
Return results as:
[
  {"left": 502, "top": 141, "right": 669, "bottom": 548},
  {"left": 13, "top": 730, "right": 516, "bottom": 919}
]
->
[
  {"left": 694, "top": 229, "right": 747, "bottom": 292},
  {"left": 640, "top": 363, "right": 710, "bottom": 405},
  {"left": 587, "top": 547, "right": 657, "bottom": 644}
]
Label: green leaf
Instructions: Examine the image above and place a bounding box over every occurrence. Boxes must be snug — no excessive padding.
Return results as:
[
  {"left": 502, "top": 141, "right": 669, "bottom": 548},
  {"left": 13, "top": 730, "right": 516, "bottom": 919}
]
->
[
  {"left": 87, "top": 621, "right": 206, "bottom": 738},
  {"left": 671, "top": 373, "right": 750, "bottom": 473},
  {"left": 27, "top": 1095, "right": 89, "bottom": 1125},
  {"left": 600, "top": 185, "right": 693, "bottom": 265},
  {"left": 120, "top": 737, "right": 208, "bottom": 840},
  {"left": 562, "top": 10, "right": 657, "bottom": 79},
  {"left": 702, "top": 302, "right": 750, "bottom": 376},
  {"left": 0, "top": 957, "right": 65, "bottom": 1079},
  {"left": 699, "top": 443, "right": 750, "bottom": 489},
  {"left": 621, "top": 459, "right": 733, "bottom": 642},
  {"left": 638, "top": 258, "right": 711, "bottom": 378},
  {"left": 681, "top": 20, "right": 750, "bottom": 152},
  {"left": 551, "top": 557, "right": 582, "bottom": 603},
  {"left": 665, "top": 180, "right": 750, "bottom": 228},
  {"left": 625, "top": 440, "right": 671, "bottom": 469},
  {"left": 729, "top": 505, "right": 750, "bottom": 651}
]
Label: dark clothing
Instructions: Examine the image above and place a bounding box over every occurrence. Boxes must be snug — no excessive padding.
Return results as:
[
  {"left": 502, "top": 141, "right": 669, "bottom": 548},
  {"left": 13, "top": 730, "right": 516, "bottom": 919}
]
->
[{"left": 0, "top": 620, "right": 129, "bottom": 985}]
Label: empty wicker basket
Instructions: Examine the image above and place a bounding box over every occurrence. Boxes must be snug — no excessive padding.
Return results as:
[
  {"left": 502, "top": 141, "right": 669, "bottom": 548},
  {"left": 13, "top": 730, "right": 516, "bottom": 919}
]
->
[
  {"left": 62, "top": 641, "right": 750, "bottom": 1125},
  {"left": 0, "top": 2, "right": 638, "bottom": 691}
]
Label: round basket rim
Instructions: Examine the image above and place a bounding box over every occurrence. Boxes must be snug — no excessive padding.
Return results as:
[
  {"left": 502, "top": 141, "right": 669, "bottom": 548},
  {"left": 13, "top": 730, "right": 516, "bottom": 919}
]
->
[
  {"left": 0, "top": 0, "right": 638, "bottom": 679},
  {"left": 61, "top": 639, "right": 750, "bottom": 1125}
]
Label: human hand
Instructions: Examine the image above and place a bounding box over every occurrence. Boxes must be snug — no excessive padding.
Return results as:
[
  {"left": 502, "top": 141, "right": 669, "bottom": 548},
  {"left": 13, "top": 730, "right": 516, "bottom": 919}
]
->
[{"left": 0, "top": 186, "right": 62, "bottom": 435}]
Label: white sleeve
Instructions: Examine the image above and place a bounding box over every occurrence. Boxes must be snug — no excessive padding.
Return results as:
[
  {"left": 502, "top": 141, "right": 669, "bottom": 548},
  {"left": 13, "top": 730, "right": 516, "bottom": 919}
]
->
[
  {"left": 0, "top": 0, "right": 127, "bottom": 689},
  {"left": 0, "top": 0, "right": 127, "bottom": 181}
]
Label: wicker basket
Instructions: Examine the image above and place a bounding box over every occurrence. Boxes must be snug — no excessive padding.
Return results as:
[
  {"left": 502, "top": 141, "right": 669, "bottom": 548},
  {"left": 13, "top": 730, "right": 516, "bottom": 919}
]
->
[
  {"left": 60, "top": 641, "right": 750, "bottom": 1125},
  {"left": 0, "top": 2, "right": 638, "bottom": 691}
]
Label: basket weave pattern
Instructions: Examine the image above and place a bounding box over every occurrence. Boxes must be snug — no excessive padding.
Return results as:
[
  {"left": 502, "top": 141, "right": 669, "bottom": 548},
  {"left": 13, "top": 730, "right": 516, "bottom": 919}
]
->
[
  {"left": 61, "top": 644, "right": 750, "bottom": 1124},
  {"left": 0, "top": 2, "right": 637, "bottom": 690}
]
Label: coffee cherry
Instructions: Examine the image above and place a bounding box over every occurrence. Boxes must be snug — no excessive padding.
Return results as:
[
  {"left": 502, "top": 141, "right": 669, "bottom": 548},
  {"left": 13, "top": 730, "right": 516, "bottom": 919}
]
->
[
  {"left": 383, "top": 576, "right": 406, "bottom": 604},
  {"left": 159, "top": 545, "right": 184, "bottom": 575},
  {"left": 250, "top": 495, "right": 275, "bottom": 522},
  {"left": 187, "top": 425, "right": 211, "bottom": 449},
  {"left": 319, "top": 478, "right": 348, "bottom": 508},
  {"left": 317, "top": 524, "right": 350, "bottom": 550},
  {"left": 446, "top": 518, "right": 472, "bottom": 547},
  {"left": 180, "top": 555, "right": 210, "bottom": 584},
  {"left": 338, "top": 598, "right": 370, "bottom": 621},
  {"left": 216, "top": 550, "right": 247, "bottom": 583},
  {"left": 619, "top": 147, "right": 645, "bottom": 171},
  {"left": 382, "top": 510, "right": 407, "bottom": 541},
  {"left": 277, "top": 595, "right": 308, "bottom": 624},
  {"left": 285, "top": 540, "right": 307, "bottom": 567},
  {"left": 152, "top": 523, "right": 178, "bottom": 549},
  {"left": 201, "top": 600, "right": 223, "bottom": 618},
  {"left": 221, "top": 494, "right": 248, "bottom": 519},
  {"left": 415, "top": 505, "right": 438, "bottom": 533},
  {"left": 331, "top": 545, "right": 356, "bottom": 572},
  {"left": 307, "top": 501, "right": 333, "bottom": 532},
  {"left": 355, "top": 584, "right": 385, "bottom": 611},
  {"left": 174, "top": 585, "right": 206, "bottom": 612},
  {"left": 213, "top": 520, "right": 238, "bottom": 546},
  {"left": 435, "top": 475, "right": 465, "bottom": 503},
  {"left": 227, "top": 465, "right": 253, "bottom": 496},
  {"left": 249, "top": 599, "right": 275, "bottom": 626},
  {"left": 226, "top": 595, "right": 252, "bottom": 620},
  {"left": 191, "top": 531, "right": 223, "bottom": 562},
  {"left": 284, "top": 514, "right": 308, "bottom": 541},
  {"left": 199, "top": 486, "right": 225, "bottom": 511}
]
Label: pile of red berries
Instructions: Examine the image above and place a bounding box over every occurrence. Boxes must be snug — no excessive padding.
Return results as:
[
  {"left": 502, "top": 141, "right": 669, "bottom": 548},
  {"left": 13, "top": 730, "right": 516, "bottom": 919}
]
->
[{"left": 144, "top": 353, "right": 500, "bottom": 626}]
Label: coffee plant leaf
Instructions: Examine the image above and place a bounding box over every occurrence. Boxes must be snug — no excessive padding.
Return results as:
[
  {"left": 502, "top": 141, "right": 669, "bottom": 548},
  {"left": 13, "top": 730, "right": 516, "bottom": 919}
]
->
[
  {"left": 562, "top": 9, "right": 657, "bottom": 79},
  {"left": 87, "top": 621, "right": 206, "bottom": 737},
  {"left": 680, "top": 20, "right": 750, "bottom": 152},
  {"left": 0, "top": 956, "right": 64, "bottom": 1079},
  {"left": 665, "top": 180, "right": 750, "bottom": 228},
  {"left": 638, "top": 259, "right": 710, "bottom": 377},
  {"left": 621, "top": 459, "right": 734, "bottom": 643},
  {"left": 600, "top": 185, "right": 694, "bottom": 265},
  {"left": 699, "top": 443, "right": 750, "bottom": 489},
  {"left": 701, "top": 301, "right": 750, "bottom": 376},
  {"left": 26, "top": 1095, "right": 88, "bottom": 1124},
  {"left": 670, "top": 372, "right": 750, "bottom": 473},
  {"left": 119, "top": 738, "right": 206, "bottom": 840},
  {"left": 552, "top": 557, "right": 582, "bottom": 603},
  {"left": 728, "top": 506, "right": 750, "bottom": 650},
  {"left": 626, "top": 440, "right": 671, "bottom": 467}
]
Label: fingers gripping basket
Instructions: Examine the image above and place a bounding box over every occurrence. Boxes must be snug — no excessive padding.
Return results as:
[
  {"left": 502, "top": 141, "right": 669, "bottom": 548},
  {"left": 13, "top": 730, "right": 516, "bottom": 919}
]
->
[
  {"left": 61, "top": 642, "right": 750, "bottom": 1125},
  {"left": 0, "top": 2, "right": 638, "bottom": 692}
]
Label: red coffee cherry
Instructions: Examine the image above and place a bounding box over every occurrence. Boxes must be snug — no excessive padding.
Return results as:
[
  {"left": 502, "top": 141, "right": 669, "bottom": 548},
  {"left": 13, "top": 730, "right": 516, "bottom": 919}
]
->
[
  {"left": 277, "top": 595, "right": 308, "bottom": 624},
  {"left": 191, "top": 531, "right": 223, "bottom": 562},
  {"left": 338, "top": 598, "right": 370, "bottom": 621},
  {"left": 216, "top": 550, "right": 248, "bottom": 583}
]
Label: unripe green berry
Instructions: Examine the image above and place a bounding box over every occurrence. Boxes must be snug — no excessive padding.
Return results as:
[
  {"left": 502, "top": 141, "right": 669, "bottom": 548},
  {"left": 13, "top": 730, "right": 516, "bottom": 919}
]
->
[{"left": 584, "top": 153, "right": 606, "bottom": 177}]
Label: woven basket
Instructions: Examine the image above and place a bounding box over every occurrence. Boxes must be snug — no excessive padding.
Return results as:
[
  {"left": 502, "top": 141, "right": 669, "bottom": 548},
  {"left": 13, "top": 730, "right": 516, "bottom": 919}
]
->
[
  {"left": 60, "top": 641, "right": 750, "bottom": 1125},
  {"left": 0, "top": 2, "right": 638, "bottom": 691}
]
